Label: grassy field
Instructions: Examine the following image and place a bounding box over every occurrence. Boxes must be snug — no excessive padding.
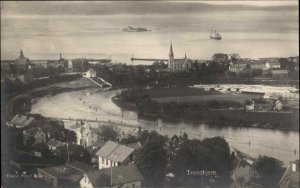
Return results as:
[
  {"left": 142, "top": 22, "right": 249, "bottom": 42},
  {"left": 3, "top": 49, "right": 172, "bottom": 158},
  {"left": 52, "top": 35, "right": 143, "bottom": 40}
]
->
[
  {"left": 54, "top": 77, "right": 99, "bottom": 89},
  {"left": 145, "top": 87, "right": 220, "bottom": 98}
]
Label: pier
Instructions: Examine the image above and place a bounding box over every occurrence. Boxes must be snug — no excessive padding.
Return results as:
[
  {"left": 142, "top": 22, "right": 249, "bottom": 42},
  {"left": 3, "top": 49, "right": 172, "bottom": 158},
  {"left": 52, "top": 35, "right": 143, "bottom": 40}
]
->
[{"left": 130, "top": 54, "right": 168, "bottom": 62}]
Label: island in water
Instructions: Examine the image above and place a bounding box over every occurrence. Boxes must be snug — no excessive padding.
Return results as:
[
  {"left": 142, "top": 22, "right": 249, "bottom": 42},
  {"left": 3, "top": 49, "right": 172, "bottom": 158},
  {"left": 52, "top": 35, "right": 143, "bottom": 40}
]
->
[{"left": 122, "top": 26, "right": 151, "bottom": 32}]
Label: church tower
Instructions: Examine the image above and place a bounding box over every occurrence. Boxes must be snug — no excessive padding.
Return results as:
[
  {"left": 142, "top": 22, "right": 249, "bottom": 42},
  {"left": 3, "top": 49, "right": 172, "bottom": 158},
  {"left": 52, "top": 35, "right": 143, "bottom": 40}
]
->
[
  {"left": 19, "top": 49, "right": 25, "bottom": 58},
  {"left": 169, "top": 41, "right": 174, "bottom": 71}
]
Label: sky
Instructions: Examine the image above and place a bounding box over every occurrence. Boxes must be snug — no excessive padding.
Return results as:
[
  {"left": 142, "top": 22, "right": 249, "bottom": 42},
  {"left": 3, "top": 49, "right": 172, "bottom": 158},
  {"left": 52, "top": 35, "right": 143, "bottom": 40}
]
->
[{"left": 1, "top": 1, "right": 298, "bottom": 16}]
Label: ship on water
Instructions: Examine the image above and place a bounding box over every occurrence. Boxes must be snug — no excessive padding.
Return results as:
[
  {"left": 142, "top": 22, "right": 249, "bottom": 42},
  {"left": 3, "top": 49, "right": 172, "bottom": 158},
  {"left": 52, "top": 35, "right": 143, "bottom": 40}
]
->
[{"left": 210, "top": 30, "right": 222, "bottom": 40}]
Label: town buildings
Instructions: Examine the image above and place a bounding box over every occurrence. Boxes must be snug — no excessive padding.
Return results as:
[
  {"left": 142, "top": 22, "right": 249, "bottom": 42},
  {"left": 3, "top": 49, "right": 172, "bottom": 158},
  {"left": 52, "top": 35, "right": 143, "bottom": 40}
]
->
[{"left": 96, "top": 141, "right": 134, "bottom": 169}]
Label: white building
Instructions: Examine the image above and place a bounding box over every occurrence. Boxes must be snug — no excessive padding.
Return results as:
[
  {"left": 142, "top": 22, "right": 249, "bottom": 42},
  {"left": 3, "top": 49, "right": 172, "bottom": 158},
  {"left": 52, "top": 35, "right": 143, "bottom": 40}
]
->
[
  {"left": 86, "top": 69, "right": 97, "bottom": 78},
  {"left": 96, "top": 141, "right": 134, "bottom": 169},
  {"left": 71, "top": 122, "right": 101, "bottom": 148}
]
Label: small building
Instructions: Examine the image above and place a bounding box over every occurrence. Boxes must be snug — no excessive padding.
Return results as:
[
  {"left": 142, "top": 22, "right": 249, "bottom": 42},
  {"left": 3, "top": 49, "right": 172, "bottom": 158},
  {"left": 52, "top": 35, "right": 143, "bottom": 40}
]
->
[
  {"left": 274, "top": 100, "right": 283, "bottom": 111},
  {"left": 96, "top": 141, "right": 134, "bottom": 169},
  {"left": 272, "top": 69, "right": 288, "bottom": 79},
  {"left": 34, "top": 128, "right": 47, "bottom": 144},
  {"left": 212, "top": 53, "right": 228, "bottom": 63},
  {"left": 8, "top": 114, "right": 35, "bottom": 128},
  {"left": 86, "top": 69, "right": 97, "bottom": 78},
  {"left": 228, "top": 54, "right": 241, "bottom": 61},
  {"left": 47, "top": 139, "right": 66, "bottom": 151},
  {"left": 37, "top": 164, "right": 85, "bottom": 188},
  {"left": 229, "top": 63, "right": 248, "bottom": 73},
  {"left": 23, "top": 127, "right": 47, "bottom": 145},
  {"left": 73, "top": 123, "right": 101, "bottom": 148},
  {"left": 80, "top": 163, "right": 143, "bottom": 188}
]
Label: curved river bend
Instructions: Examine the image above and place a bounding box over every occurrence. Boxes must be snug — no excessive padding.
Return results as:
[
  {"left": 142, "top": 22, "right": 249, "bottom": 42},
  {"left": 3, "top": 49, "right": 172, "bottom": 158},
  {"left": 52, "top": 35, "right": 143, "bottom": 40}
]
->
[{"left": 31, "top": 88, "right": 299, "bottom": 167}]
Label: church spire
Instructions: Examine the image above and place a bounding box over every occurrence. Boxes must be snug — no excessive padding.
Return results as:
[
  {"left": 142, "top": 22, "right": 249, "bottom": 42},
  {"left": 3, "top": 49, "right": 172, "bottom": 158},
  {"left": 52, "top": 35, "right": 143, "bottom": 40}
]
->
[
  {"left": 185, "top": 53, "right": 187, "bottom": 59},
  {"left": 169, "top": 41, "right": 174, "bottom": 57},
  {"left": 59, "top": 52, "right": 62, "bottom": 60}
]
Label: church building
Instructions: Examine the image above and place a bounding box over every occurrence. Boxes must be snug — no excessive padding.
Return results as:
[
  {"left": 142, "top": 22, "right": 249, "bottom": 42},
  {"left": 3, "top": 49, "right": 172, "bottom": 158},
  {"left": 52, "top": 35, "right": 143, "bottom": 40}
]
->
[{"left": 168, "top": 42, "right": 193, "bottom": 72}]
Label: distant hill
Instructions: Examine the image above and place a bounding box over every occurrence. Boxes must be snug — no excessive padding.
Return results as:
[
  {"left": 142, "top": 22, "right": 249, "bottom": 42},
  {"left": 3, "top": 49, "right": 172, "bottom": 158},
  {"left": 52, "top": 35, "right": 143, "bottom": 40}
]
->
[{"left": 3, "top": 1, "right": 298, "bottom": 16}]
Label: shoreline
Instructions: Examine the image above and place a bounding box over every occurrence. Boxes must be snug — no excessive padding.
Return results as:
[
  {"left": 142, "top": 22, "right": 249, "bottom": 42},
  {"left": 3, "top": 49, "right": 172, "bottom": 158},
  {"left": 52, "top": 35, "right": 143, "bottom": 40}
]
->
[{"left": 112, "top": 93, "right": 299, "bottom": 133}]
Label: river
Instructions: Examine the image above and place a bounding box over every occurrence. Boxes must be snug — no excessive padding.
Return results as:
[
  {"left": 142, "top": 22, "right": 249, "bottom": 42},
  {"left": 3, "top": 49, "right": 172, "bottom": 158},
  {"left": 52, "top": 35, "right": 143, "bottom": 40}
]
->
[{"left": 30, "top": 88, "right": 299, "bottom": 167}]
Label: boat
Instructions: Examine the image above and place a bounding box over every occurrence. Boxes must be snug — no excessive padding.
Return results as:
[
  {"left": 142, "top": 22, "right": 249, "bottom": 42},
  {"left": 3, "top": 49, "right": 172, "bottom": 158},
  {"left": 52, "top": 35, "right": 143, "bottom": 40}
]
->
[{"left": 210, "top": 30, "right": 222, "bottom": 40}]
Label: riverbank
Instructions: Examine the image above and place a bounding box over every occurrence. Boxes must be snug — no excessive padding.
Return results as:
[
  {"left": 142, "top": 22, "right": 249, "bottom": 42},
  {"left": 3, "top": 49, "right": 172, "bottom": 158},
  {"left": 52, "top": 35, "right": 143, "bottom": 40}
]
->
[
  {"left": 112, "top": 88, "right": 299, "bottom": 132},
  {"left": 2, "top": 77, "right": 99, "bottom": 122}
]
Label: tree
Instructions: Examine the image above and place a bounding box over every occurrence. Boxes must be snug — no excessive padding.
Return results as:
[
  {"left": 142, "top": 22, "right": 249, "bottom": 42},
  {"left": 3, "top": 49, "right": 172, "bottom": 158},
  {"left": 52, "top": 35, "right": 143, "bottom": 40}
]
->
[
  {"left": 100, "top": 125, "right": 118, "bottom": 141},
  {"left": 169, "top": 137, "right": 233, "bottom": 187},
  {"left": 253, "top": 156, "right": 285, "bottom": 188},
  {"left": 134, "top": 140, "right": 167, "bottom": 187}
]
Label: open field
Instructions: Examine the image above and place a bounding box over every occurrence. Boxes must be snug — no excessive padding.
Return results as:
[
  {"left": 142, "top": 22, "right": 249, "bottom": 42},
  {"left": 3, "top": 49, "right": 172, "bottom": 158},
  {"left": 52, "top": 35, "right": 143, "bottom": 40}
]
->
[
  {"left": 144, "top": 87, "right": 220, "bottom": 98},
  {"left": 152, "top": 93, "right": 260, "bottom": 104}
]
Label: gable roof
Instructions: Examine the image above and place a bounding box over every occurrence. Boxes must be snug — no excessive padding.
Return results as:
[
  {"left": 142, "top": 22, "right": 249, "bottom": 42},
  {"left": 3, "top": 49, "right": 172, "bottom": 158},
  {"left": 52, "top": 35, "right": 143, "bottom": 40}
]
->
[
  {"left": 86, "top": 163, "right": 143, "bottom": 187},
  {"left": 95, "top": 141, "right": 134, "bottom": 163},
  {"left": 10, "top": 115, "right": 34, "bottom": 128}
]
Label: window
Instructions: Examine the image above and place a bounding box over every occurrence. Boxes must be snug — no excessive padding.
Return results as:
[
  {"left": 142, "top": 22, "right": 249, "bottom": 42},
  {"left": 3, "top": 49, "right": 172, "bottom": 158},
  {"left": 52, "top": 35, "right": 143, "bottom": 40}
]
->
[
  {"left": 102, "top": 158, "right": 104, "bottom": 164},
  {"left": 106, "top": 159, "right": 108, "bottom": 166},
  {"left": 132, "top": 184, "right": 135, "bottom": 188}
]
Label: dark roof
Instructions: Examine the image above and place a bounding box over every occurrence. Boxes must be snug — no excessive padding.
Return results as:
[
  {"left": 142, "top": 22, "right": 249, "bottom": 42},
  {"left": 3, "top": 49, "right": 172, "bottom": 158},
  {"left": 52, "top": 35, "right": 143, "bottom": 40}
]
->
[
  {"left": 38, "top": 165, "right": 83, "bottom": 183},
  {"left": 66, "top": 161, "right": 93, "bottom": 173},
  {"left": 213, "top": 53, "right": 228, "bottom": 59},
  {"left": 86, "top": 163, "right": 143, "bottom": 187},
  {"left": 127, "top": 141, "right": 142, "bottom": 150}
]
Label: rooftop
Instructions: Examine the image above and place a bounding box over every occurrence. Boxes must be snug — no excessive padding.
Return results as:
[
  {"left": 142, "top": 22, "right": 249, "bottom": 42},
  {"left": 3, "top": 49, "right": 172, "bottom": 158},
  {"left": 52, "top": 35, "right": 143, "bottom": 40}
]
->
[
  {"left": 95, "top": 141, "right": 134, "bottom": 163},
  {"left": 86, "top": 163, "right": 143, "bottom": 187}
]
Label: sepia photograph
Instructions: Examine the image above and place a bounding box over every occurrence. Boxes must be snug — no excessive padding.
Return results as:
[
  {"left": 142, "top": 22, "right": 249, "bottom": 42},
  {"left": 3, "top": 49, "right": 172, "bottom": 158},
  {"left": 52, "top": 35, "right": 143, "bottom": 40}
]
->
[{"left": 1, "top": 1, "right": 299, "bottom": 188}]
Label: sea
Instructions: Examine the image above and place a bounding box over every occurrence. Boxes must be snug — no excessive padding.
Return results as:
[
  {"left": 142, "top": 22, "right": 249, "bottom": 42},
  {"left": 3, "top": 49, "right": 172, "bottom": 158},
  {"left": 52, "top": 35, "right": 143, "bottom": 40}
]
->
[{"left": 1, "top": 10, "right": 299, "bottom": 64}]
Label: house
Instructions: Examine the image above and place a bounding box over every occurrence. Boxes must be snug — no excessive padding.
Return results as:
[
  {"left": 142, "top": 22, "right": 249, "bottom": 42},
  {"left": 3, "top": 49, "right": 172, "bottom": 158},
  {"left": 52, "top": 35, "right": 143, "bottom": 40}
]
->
[
  {"left": 34, "top": 128, "right": 47, "bottom": 144},
  {"left": 7, "top": 114, "right": 35, "bottom": 128},
  {"left": 23, "top": 127, "right": 47, "bottom": 145},
  {"left": 212, "top": 53, "right": 228, "bottom": 63},
  {"left": 229, "top": 61, "right": 249, "bottom": 73},
  {"left": 260, "top": 58, "right": 281, "bottom": 69},
  {"left": 228, "top": 54, "right": 241, "bottom": 61},
  {"left": 96, "top": 141, "right": 135, "bottom": 169},
  {"left": 47, "top": 139, "right": 66, "bottom": 151},
  {"left": 73, "top": 123, "right": 102, "bottom": 148},
  {"left": 274, "top": 100, "right": 283, "bottom": 111},
  {"left": 86, "top": 69, "right": 97, "bottom": 78},
  {"left": 37, "top": 164, "right": 85, "bottom": 188},
  {"left": 272, "top": 69, "right": 288, "bottom": 78},
  {"left": 80, "top": 163, "right": 143, "bottom": 188}
]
